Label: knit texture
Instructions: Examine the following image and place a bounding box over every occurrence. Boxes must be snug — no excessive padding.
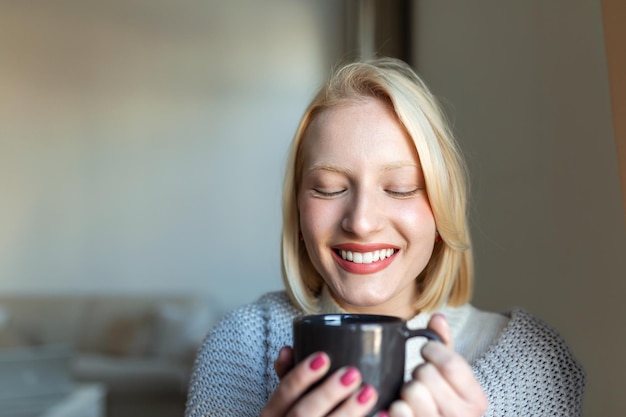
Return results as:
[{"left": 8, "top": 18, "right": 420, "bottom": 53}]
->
[{"left": 185, "top": 291, "right": 585, "bottom": 417}]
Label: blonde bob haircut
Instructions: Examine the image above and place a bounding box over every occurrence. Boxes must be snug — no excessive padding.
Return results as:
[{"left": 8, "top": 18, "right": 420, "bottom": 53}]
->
[{"left": 281, "top": 57, "right": 473, "bottom": 314}]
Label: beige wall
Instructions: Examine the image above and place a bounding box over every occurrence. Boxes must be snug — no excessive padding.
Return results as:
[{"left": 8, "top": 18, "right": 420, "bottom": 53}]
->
[
  {"left": 412, "top": 1, "right": 626, "bottom": 415},
  {"left": 0, "top": 1, "right": 344, "bottom": 308}
]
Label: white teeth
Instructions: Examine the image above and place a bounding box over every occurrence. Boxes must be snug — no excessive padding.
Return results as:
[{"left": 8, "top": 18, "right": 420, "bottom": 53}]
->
[{"left": 339, "top": 249, "right": 396, "bottom": 264}]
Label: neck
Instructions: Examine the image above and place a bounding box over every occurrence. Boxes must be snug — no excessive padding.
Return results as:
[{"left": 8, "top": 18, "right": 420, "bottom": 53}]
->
[{"left": 317, "top": 286, "right": 419, "bottom": 319}]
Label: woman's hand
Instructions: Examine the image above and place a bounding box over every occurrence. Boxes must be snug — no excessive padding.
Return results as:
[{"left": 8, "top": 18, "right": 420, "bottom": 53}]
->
[
  {"left": 261, "top": 347, "right": 379, "bottom": 417},
  {"left": 389, "top": 314, "right": 488, "bottom": 417}
]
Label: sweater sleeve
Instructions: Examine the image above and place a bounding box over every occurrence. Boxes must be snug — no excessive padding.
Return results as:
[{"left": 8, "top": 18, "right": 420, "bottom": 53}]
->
[
  {"left": 184, "top": 302, "right": 269, "bottom": 417},
  {"left": 474, "top": 308, "right": 586, "bottom": 417}
]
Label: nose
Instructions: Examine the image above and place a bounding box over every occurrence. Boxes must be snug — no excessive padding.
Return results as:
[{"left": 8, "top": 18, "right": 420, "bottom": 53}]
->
[{"left": 341, "top": 190, "right": 383, "bottom": 237}]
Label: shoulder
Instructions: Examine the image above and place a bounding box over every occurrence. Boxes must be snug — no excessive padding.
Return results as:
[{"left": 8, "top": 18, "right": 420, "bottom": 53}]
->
[
  {"left": 498, "top": 308, "right": 582, "bottom": 363},
  {"left": 477, "top": 307, "right": 585, "bottom": 376},
  {"left": 186, "top": 291, "right": 300, "bottom": 416},
  {"left": 474, "top": 308, "right": 586, "bottom": 416},
  {"left": 209, "top": 291, "right": 299, "bottom": 339},
  {"left": 218, "top": 290, "right": 297, "bottom": 321},
  {"left": 205, "top": 291, "right": 300, "bottom": 347}
]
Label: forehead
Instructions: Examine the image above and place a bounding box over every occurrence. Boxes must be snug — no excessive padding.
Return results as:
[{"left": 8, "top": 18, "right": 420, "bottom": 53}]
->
[{"left": 300, "top": 99, "right": 419, "bottom": 168}]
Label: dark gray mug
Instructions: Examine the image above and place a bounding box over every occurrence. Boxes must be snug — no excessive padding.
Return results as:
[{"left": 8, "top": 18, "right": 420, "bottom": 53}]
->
[{"left": 293, "top": 314, "right": 441, "bottom": 416}]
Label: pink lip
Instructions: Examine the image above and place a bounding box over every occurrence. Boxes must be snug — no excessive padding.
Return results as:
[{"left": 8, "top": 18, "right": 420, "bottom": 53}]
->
[
  {"left": 332, "top": 243, "right": 399, "bottom": 275},
  {"left": 333, "top": 243, "right": 400, "bottom": 252}
]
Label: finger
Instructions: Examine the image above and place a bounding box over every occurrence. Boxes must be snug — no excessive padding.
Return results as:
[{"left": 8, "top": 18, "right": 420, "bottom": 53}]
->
[
  {"left": 290, "top": 366, "right": 363, "bottom": 417},
  {"left": 400, "top": 379, "right": 438, "bottom": 416},
  {"left": 262, "top": 352, "right": 330, "bottom": 417},
  {"left": 411, "top": 362, "right": 462, "bottom": 415},
  {"left": 388, "top": 400, "right": 414, "bottom": 417},
  {"left": 420, "top": 342, "right": 483, "bottom": 398},
  {"left": 418, "top": 343, "right": 488, "bottom": 413},
  {"left": 427, "top": 313, "right": 452, "bottom": 347},
  {"left": 400, "top": 380, "right": 439, "bottom": 416},
  {"left": 274, "top": 346, "right": 295, "bottom": 380},
  {"left": 328, "top": 383, "right": 379, "bottom": 417}
]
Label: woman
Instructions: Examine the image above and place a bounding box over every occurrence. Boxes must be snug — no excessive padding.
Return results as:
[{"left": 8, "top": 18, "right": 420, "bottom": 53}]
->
[{"left": 185, "top": 58, "right": 585, "bottom": 417}]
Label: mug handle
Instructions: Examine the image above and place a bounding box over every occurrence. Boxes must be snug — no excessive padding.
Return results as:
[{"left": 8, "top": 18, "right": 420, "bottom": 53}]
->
[{"left": 402, "top": 327, "right": 442, "bottom": 343}]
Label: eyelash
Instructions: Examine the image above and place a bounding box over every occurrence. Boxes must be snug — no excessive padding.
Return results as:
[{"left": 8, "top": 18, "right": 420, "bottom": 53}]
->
[
  {"left": 312, "top": 189, "right": 346, "bottom": 197},
  {"left": 386, "top": 188, "right": 420, "bottom": 198},
  {"left": 312, "top": 188, "right": 420, "bottom": 198}
]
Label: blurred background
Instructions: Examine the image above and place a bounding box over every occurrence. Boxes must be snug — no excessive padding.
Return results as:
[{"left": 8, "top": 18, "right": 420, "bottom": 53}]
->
[{"left": 0, "top": 0, "right": 624, "bottom": 416}]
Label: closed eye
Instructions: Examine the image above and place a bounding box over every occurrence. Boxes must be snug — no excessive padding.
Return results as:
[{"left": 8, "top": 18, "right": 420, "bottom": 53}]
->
[
  {"left": 386, "top": 188, "right": 421, "bottom": 198},
  {"left": 312, "top": 188, "right": 346, "bottom": 198}
]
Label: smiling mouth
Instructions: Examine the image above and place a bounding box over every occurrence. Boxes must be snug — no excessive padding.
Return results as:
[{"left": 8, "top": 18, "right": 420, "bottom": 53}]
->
[{"left": 333, "top": 248, "right": 398, "bottom": 264}]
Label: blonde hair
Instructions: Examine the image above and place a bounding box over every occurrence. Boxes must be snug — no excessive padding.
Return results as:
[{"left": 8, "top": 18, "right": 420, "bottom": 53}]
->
[{"left": 281, "top": 57, "right": 473, "bottom": 314}]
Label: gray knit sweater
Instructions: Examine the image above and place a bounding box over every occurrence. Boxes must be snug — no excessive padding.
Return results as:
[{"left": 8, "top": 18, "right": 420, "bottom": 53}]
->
[{"left": 185, "top": 291, "right": 585, "bottom": 416}]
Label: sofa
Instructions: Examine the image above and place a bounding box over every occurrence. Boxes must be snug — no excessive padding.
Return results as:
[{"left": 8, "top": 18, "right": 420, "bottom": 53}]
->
[{"left": 0, "top": 295, "right": 223, "bottom": 417}]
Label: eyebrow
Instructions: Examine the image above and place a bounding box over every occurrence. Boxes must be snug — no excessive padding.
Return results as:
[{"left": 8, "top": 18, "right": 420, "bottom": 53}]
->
[
  {"left": 305, "top": 161, "right": 419, "bottom": 175},
  {"left": 305, "top": 163, "right": 354, "bottom": 176},
  {"left": 381, "top": 161, "right": 421, "bottom": 171}
]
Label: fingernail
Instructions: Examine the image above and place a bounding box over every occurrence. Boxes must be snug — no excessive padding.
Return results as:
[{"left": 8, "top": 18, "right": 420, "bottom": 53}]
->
[
  {"left": 309, "top": 353, "right": 326, "bottom": 371},
  {"left": 340, "top": 367, "right": 360, "bottom": 386},
  {"left": 278, "top": 346, "right": 290, "bottom": 359},
  {"left": 377, "top": 412, "right": 389, "bottom": 417},
  {"left": 357, "top": 384, "right": 375, "bottom": 404}
]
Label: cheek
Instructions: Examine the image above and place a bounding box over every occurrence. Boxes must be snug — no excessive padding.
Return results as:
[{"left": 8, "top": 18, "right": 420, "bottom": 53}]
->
[
  {"left": 297, "top": 199, "right": 337, "bottom": 274},
  {"left": 397, "top": 200, "right": 436, "bottom": 236},
  {"left": 297, "top": 193, "right": 319, "bottom": 235},
  {"left": 298, "top": 198, "right": 346, "bottom": 247},
  {"left": 299, "top": 199, "right": 333, "bottom": 236}
]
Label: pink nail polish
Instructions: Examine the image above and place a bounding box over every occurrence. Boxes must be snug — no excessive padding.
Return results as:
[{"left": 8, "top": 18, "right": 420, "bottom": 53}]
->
[
  {"left": 340, "top": 367, "right": 359, "bottom": 386},
  {"left": 357, "top": 384, "right": 375, "bottom": 404},
  {"left": 309, "top": 353, "right": 326, "bottom": 371},
  {"left": 377, "top": 411, "right": 389, "bottom": 417}
]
